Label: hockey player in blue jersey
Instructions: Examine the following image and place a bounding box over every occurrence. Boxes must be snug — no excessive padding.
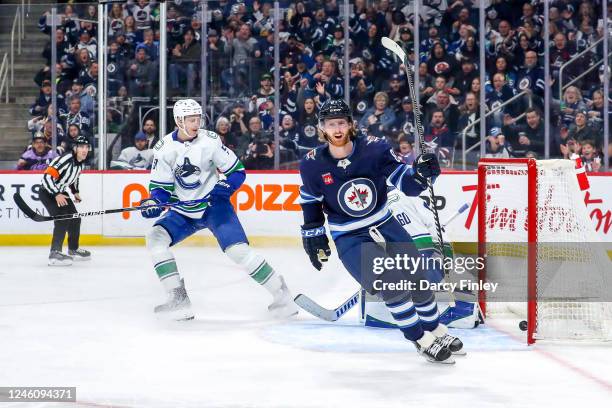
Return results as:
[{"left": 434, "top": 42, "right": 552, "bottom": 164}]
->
[{"left": 298, "top": 99, "right": 464, "bottom": 364}]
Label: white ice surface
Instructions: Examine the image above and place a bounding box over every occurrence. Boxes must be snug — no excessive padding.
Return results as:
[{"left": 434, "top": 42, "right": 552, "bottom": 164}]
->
[{"left": 0, "top": 246, "right": 611, "bottom": 408}]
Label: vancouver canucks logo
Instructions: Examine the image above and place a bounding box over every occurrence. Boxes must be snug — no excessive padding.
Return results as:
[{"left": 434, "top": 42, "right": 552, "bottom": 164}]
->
[
  {"left": 337, "top": 178, "right": 377, "bottom": 217},
  {"left": 174, "top": 157, "right": 202, "bottom": 189}
]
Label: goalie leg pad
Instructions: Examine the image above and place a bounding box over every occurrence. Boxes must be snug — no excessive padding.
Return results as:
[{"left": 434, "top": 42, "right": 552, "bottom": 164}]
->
[{"left": 146, "top": 225, "right": 181, "bottom": 291}]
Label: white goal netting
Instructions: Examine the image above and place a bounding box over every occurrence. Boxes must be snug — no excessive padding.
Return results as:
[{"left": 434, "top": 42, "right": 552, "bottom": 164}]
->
[{"left": 480, "top": 159, "right": 612, "bottom": 342}]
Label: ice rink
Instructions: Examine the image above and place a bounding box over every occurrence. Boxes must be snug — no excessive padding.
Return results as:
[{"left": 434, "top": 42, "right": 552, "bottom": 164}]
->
[{"left": 1, "top": 246, "right": 611, "bottom": 408}]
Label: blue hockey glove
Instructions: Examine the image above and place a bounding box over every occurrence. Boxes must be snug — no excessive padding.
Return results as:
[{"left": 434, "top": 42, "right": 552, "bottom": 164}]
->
[
  {"left": 140, "top": 198, "right": 163, "bottom": 218},
  {"left": 301, "top": 223, "right": 331, "bottom": 271},
  {"left": 413, "top": 153, "right": 441, "bottom": 186},
  {"left": 209, "top": 180, "right": 233, "bottom": 204}
]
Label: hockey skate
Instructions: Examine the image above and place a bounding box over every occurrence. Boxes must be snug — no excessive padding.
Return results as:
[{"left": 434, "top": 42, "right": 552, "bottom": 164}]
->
[
  {"left": 48, "top": 250, "right": 73, "bottom": 266},
  {"left": 154, "top": 279, "right": 194, "bottom": 321},
  {"left": 68, "top": 248, "right": 91, "bottom": 261},
  {"left": 409, "top": 331, "right": 455, "bottom": 364},
  {"left": 268, "top": 275, "right": 298, "bottom": 319},
  {"left": 432, "top": 324, "right": 466, "bottom": 355}
]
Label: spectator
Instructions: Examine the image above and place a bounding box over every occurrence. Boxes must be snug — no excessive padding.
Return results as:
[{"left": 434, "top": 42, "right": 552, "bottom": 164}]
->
[
  {"left": 295, "top": 97, "right": 321, "bottom": 156},
  {"left": 127, "top": 46, "right": 156, "bottom": 96},
  {"left": 386, "top": 73, "right": 406, "bottom": 113},
  {"left": 457, "top": 92, "right": 481, "bottom": 150},
  {"left": 60, "top": 124, "right": 84, "bottom": 154},
  {"left": 225, "top": 23, "right": 259, "bottom": 95},
  {"left": 78, "top": 62, "right": 98, "bottom": 89},
  {"left": 27, "top": 105, "right": 59, "bottom": 137},
  {"left": 216, "top": 116, "right": 248, "bottom": 158},
  {"left": 419, "top": 62, "right": 436, "bottom": 101},
  {"left": 427, "top": 42, "right": 457, "bottom": 81},
  {"left": 123, "top": 15, "right": 139, "bottom": 45},
  {"left": 486, "top": 73, "right": 517, "bottom": 127},
  {"left": 279, "top": 114, "right": 300, "bottom": 159},
  {"left": 243, "top": 137, "right": 274, "bottom": 170},
  {"left": 141, "top": 119, "right": 159, "bottom": 149},
  {"left": 587, "top": 89, "right": 609, "bottom": 131},
  {"left": 250, "top": 73, "right": 275, "bottom": 112},
  {"left": 137, "top": 29, "right": 160, "bottom": 62},
  {"left": 60, "top": 96, "right": 91, "bottom": 137},
  {"left": 130, "top": 0, "right": 155, "bottom": 32},
  {"left": 560, "top": 86, "right": 587, "bottom": 129},
  {"left": 550, "top": 32, "right": 577, "bottom": 92},
  {"left": 314, "top": 60, "right": 344, "bottom": 99},
  {"left": 485, "top": 127, "right": 511, "bottom": 158},
  {"left": 114, "top": 132, "right": 154, "bottom": 169},
  {"left": 424, "top": 109, "right": 454, "bottom": 149},
  {"left": 393, "top": 96, "right": 416, "bottom": 142},
  {"left": 169, "top": 29, "right": 201, "bottom": 96},
  {"left": 65, "top": 79, "right": 94, "bottom": 117},
  {"left": 107, "top": 41, "right": 128, "bottom": 95},
  {"left": 29, "top": 80, "right": 65, "bottom": 117},
  {"left": 567, "top": 109, "right": 599, "bottom": 144},
  {"left": 427, "top": 91, "right": 460, "bottom": 134},
  {"left": 455, "top": 58, "right": 478, "bottom": 97},
  {"left": 76, "top": 30, "right": 97, "bottom": 59},
  {"left": 580, "top": 139, "right": 602, "bottom": 172},
  {"left": 503, "top": 107, "right": 545, "bottom": 157},
  {"left": 358, "top": 91, "right": 396, "bottom": 138},
  {"left": 37, "top": 120, "right": 64, "bottom": 150},
  {"left": 109, "top": 3, "right": 127, "bottom": 38},
  {"left": 16, "top": 133, "right": 58, "bottom": 170},
  {"left": 516, "top": 50, "right": 545, "bottom": 104},
  {"left": 42, "top": 29, "right": 73, "bottom": 66},
  {"left": 486, "top": 56, "right": 517, "bottom": 93},
  {"left": 34, "top": 63, "right": 71, "bottom": 95},
  {"left": 207, "top": 30, "right": 228, "bottom": 94}
]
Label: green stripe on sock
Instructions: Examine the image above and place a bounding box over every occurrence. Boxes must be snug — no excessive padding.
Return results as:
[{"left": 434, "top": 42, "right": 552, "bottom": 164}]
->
[
  {"left": 250, "top": 261, "right": 274, "bottom": 284},
  {"left": 155, "top": 260, "right": 178, "bottom": 279}
]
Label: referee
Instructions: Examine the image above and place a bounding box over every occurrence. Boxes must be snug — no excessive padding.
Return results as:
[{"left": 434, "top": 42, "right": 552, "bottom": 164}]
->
[{"left": 40, "top": 136, "right": 91, "bottom": 266}]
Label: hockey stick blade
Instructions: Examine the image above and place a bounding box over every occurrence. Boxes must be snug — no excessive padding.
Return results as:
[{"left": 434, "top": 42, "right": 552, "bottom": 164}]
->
[
  {"left": 294, "top": 291, "right": 360, "bottom": 322},
  {"left": 13, "top": 193, "right": 53, "bottom": 221},
  {"left": 381, "top": 36, "right": 407, "bottom": 61}
]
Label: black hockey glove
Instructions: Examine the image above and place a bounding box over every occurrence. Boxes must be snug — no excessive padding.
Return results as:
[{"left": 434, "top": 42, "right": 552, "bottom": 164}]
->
[
  {"left": 301, "top": 223, "right": 331, "bottom": 271},
  {"left": 413, "top": 153, "right": 441, "bottom": 187}
]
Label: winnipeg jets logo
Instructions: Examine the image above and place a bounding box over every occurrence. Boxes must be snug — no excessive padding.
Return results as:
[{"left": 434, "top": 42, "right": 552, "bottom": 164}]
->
[
  {"left": 337, "top": 178, "right": 377, "bottom": 217},
  {"left": 174, "top": 157, "right": 202, "bottom": 189}
]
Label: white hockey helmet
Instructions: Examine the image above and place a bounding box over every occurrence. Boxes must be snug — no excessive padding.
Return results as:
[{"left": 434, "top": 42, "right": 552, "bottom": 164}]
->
[{"left": 173, "top": 99, "right": 203, "bottom": 132}]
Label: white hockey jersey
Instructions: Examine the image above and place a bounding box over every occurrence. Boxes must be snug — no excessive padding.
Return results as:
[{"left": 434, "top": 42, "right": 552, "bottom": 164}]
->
[
  {"left": 149, "top": 129, "right": 245, "bottom": 218},
  {"left": 387, "top": 187, "right": 450, "bottom": 254}
]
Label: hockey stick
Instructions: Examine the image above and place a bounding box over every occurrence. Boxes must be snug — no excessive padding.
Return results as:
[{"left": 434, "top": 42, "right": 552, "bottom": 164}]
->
[
  {"left": 381, "top": 36, "right": 456, "bottom": 305},
  {"left": 13, "top": 192, "right": 209, "bottom": 222},
  {"left": 294, "top": 291, "right": 360, "bottom": 322},
  {"left": 295, "top": 204, "right": 470, "bottom": 322}
]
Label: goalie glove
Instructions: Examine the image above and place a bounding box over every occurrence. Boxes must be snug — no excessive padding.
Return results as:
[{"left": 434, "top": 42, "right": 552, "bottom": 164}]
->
[
  {"left": 413, "top": 153, "right": 441, "bottom": 187},
  {"left": 301, "top": 223, "right": 331, "bottom": 271}
]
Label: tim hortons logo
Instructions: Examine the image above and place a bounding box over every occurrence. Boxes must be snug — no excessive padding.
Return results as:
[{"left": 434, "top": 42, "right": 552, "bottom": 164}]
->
[
  {"left": 463, "top": 183, "right": 582, "bottom": 234},
  {"left": 585, "top": 191, "right": 612, "bottom": 234}
]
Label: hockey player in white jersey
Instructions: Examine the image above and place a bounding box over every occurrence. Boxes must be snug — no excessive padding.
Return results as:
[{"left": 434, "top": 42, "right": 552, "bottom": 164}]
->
[{"left": 140, "top": 99, "right": 298, "bottom": 320}]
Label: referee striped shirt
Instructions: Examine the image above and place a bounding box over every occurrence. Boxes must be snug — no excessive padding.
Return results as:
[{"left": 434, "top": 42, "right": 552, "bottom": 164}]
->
[{"left": 42, "top": 153, "right": 83, "bottom": 196}]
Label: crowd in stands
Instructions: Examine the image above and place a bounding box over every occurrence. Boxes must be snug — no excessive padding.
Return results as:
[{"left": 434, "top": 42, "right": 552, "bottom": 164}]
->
[{"left": 15, "top": 0, "right": 611, "bottom": 172}]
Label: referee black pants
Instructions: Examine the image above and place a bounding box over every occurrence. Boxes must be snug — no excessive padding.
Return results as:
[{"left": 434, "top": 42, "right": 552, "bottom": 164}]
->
[{"left": 39, "top": 189, "right": 81, "bottom": 252}]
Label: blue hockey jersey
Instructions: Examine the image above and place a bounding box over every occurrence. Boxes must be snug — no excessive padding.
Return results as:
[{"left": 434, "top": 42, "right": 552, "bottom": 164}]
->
[{"left": 298, "top": 136, "right": 427, "bottom": 239}]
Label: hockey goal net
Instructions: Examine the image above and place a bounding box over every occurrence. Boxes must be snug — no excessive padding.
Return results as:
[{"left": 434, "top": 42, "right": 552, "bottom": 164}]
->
[{"left": 477, "top": 158, "right": 612, "bottom": 344}]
